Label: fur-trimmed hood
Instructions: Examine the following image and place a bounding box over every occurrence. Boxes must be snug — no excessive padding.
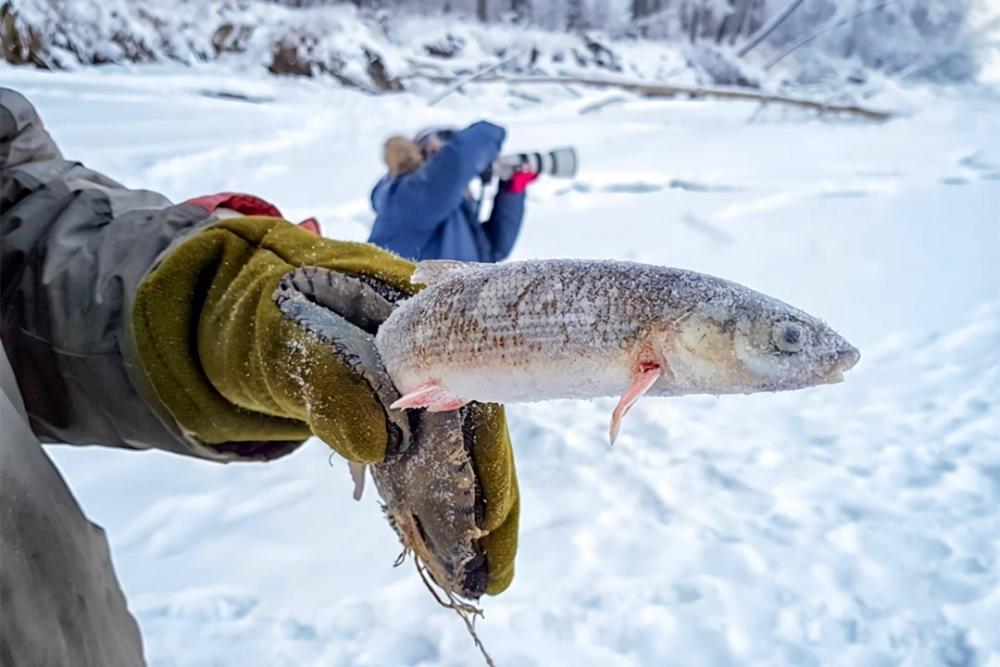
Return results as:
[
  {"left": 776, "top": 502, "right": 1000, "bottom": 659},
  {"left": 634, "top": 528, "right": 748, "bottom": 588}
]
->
[{"left": 382, "top": 136, "right": 422, "bottom": 175}]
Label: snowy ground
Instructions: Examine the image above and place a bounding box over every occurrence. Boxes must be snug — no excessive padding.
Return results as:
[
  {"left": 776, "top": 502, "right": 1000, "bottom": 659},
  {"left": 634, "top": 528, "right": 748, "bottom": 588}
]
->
[{"left": 4, "top": 65, "right": 998, "bottom": 666}]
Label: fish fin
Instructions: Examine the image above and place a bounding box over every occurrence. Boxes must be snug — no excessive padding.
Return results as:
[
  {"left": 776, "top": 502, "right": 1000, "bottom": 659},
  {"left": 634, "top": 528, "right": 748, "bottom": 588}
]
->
[
  {"left": 390, "top": 381, "right": 466, "bottom": 412},
  {"left": 609, "top": 363, "right": 663, "bottom": 445},
  {"left": 348, "top": 461, "right": 367, "bottom": 501},
  {"left": 390, "top": 382, "right": 443, "bottom": 409},
  {"left": 426, "top": 396, "right": 471, "bottom": 412},
  {"left": 411, "top": 260, "right": 479, "bottom": 287}
]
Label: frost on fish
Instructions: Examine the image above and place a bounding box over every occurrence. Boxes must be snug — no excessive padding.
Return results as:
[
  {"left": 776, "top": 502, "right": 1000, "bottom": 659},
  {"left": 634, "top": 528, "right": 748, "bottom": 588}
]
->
[{"left": 375, "top": 259, "right": 860, "bottom": 442}]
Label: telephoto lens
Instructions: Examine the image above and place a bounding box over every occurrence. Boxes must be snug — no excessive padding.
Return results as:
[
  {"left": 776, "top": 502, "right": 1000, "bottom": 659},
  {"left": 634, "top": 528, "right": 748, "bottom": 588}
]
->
[{"left": 494, "top": 147, "right": 578, "bottom": 180}]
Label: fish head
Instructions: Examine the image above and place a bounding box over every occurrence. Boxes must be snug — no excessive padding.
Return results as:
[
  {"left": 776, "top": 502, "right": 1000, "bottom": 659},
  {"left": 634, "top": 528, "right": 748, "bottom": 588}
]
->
[{"left": 662, "top": 287, "right": 860, "bottom": 394}]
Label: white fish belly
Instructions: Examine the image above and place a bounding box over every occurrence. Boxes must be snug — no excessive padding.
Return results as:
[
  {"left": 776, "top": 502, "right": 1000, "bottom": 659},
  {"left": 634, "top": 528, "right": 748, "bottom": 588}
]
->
[{"left": 397, "top": 350, "right": 637, "bottom": 404}]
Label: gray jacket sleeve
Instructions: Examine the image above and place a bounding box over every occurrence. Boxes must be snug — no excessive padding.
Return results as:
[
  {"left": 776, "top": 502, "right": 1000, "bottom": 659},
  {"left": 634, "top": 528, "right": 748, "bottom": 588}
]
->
[
  {"left": 0, "top": 87, "right": 300, "bottom": 462},
  {"left": 1, "top": 343, "right": 145, "bottom": 667}
]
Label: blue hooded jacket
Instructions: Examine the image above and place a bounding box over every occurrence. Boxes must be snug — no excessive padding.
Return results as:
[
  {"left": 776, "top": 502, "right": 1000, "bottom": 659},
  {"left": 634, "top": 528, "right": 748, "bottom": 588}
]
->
[{"left": 368, "top": 121, "right": 526, "bottom": 262}]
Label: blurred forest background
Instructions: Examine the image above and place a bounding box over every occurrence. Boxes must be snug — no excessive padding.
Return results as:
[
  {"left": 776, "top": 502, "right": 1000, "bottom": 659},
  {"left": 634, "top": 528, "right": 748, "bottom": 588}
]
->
[{"left": 2, "top": 0, "right": 996, "bottom": 97}]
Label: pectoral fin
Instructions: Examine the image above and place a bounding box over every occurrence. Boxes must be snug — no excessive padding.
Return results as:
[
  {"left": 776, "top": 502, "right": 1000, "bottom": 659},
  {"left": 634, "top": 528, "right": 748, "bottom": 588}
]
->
[
  {"left": 426, "top": 396, "right": 471, "bottom": 412},
  {"left": 390, "top": 381, "right": 469, "bottom": 412},
  {"left": 348, "top": 461, "right": 367, "bottom": 501},
  {"left": 609, "top": 363, "right": 663, "bottom": 444}
]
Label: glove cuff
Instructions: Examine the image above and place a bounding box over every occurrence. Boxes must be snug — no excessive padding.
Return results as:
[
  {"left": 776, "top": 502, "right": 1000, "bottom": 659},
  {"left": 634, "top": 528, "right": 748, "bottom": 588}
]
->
[{"left": 132, "top": 216, "right": 415, "bottom": 457}]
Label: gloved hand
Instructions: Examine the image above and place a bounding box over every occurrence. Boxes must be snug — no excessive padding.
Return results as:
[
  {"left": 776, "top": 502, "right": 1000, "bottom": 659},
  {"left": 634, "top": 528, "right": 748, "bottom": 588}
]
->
[
  {"left": 132, "top": 216, "right": 519, "bottom": 596},
  {"left": 500, "top": 169, "right": 539, "bottom": 194}
]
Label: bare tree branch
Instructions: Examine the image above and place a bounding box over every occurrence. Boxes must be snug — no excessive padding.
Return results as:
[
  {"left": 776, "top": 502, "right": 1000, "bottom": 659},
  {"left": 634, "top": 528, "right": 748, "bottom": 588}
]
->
[
  {"left": 426, "top": 50, "right": 525, "bottom": 106},
  {"left": 737, "top": 0, "right": 808, "bottom": 57},
  {"left": 729, "top": 0, "right": 757, "bottom": 45},
  {"left": 764, "top": 0, "right": 902, "bottom": 70}
]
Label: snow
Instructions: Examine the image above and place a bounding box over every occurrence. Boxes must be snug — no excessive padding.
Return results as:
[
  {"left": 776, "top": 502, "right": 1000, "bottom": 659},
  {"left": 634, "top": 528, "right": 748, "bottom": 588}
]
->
[
  {"left": 4, "top": 63, "right": 997, "bottom": 666},
  {"left": 8, "top": 0, "right": 993, "bottom": 98},
  {"left": 5, "top": 0, "right": 695, "bottom": 87}
]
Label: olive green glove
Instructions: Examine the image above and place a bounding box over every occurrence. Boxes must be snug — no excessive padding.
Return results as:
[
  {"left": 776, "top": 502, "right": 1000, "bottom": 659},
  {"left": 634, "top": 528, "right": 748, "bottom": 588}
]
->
[{"left": 131, "top": 216, "right": 518, "bottom": 595}]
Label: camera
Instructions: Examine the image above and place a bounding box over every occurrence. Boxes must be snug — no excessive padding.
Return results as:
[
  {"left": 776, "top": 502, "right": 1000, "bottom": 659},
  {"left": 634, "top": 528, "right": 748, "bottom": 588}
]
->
[{"left": 493, "top": 147, "right": 578, "bottom": 180}]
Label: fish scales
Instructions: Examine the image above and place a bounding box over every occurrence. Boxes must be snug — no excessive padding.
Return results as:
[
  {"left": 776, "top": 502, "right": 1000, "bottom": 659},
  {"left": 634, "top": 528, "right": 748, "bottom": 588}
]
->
[
  {"left": 375, "top": 258, "right": 859, "bottom": 441},
  {"left": 390, "top": 262, "right": 670, "bottom": 365},
  {"left": 389, "top": 262, "right": 738, "bottom": 397}
]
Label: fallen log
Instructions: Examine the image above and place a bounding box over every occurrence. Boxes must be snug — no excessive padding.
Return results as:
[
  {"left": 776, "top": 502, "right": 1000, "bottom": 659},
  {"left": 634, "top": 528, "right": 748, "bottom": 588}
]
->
[{"left": 401, "top": 73, "right": 893, "bottom": 122}]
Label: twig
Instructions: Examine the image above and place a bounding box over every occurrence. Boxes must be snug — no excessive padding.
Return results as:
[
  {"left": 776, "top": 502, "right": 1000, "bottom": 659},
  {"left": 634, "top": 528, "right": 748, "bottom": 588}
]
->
[
  {"left": 729, "top": 0, "right": 758, "bottom": 46},
  {"left": 737, "top": 0, "right": 808, "bottom": 57},
  {"left": 747, "top": 101, "right": 767, "bottom": 123},
  {"left": 577, "top": 94, "right": 628, "bottom": 115},
  {"left": 414, "top": 561, "right": 494, "bottom": 667},
  {"left": 427, "top": 50, "right": 525, "bottom": 107},
  {"left": 560, "top": 82, "right": 584, "bottom": 98},
  {"left": 764, "top": 0, "right": 903, "bottom": 70},
  {"left": 388, "top": 509, "right": 495, "bottom": 666},
  {"left": 403, "top": 73, "right": 892, "bottom": 121}
]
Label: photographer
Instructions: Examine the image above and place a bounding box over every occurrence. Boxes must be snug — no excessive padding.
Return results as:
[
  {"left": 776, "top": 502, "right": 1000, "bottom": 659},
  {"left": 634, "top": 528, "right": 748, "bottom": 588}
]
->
[{"left": 368, "top": 121, "right": 537, "bottom": 262}]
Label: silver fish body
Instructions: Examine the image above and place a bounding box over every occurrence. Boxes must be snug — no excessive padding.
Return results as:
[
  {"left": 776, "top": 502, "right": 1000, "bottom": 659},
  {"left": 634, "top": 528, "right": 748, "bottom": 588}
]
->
[{"left": 375, "top": 259, "right": 859, "bottom": 439}]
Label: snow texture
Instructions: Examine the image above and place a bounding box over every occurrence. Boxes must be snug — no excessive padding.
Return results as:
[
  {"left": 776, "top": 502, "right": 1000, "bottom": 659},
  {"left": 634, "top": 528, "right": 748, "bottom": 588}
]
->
[
  {"left": 4, "top": 0, "right": 997, "bottom": 95},
  {"left": 3, "top": 1, "right": 690, "bottom": 86},
  {"left": 3, "top": 62, "right": 997, "bottom": 666}
]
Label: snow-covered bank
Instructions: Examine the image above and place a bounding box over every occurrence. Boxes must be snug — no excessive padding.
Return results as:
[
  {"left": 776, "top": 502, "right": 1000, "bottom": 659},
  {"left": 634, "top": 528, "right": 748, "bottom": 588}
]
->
[
  {"left": 7, "top": 64, "right": 998, "bottom": 666},
  {"left": 3, "top": 0, "right": 994, "bottom": 100},
  {"left": 1, "top": 0, "right": 688, "bottom": 88}
]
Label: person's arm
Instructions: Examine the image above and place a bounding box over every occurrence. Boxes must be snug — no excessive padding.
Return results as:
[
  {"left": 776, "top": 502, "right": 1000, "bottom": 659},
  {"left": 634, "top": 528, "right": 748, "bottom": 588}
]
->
[
  {"left": 0, "top": 85, "right": 407, "bottom": 461},
  {"left": 1, "top": 87, "right": 238, "bottom": 458},
  {"left": 1, "top": 88, "right": 519, "bottom": 597},
  {"left": 381, "top": 121, "right": 506, "bottom": 231},
  {"left": 481, "top": 171, "right": 536, "bottom": 262},
  {"left": 483, "top": 187, "right": 526, "bottom": 262}
]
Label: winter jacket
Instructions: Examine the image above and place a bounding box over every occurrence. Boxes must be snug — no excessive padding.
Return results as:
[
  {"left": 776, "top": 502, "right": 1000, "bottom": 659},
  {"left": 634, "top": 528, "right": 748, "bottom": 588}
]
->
[
  {"left": 368, "top": 121, "right": 526, "bottom": 262},
  {"left": 1, "top": 343, "right": 145, "bottom": 667},
  {"left": 0, "top": 93, "right": 521, "bottom": 658},
  {"left": 1, "top": 88, "right": 512, "bottom": 667},
  {"left": 0, "top": 87, "right": 304, "bottom": 462}
]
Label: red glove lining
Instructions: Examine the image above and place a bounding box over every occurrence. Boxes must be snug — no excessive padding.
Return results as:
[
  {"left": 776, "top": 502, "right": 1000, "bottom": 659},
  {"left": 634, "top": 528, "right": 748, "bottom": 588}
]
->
[
  {"left": 504, "top": 170, "right": 538, "bottom": 194},
  {"left": 185, "top": 193, "right": 322, "bottom": 235}
]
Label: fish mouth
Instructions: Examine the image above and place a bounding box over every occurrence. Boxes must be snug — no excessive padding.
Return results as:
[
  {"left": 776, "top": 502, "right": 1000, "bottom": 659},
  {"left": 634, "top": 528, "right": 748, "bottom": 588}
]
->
[
  {"left": 822, "top": 369, "right": 845, "bottom": 384},
  {"left": 820, "top": 345, "right": 861, "bottom": 384},
  {"left": 836, "top": 345, "right": 861, "bottom": 371}
]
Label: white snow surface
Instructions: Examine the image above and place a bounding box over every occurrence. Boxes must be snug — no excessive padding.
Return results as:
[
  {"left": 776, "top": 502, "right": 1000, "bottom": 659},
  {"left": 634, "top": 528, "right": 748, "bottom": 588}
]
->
[{"left": 4, "top": 65, "right": 998, "bottom": 666}]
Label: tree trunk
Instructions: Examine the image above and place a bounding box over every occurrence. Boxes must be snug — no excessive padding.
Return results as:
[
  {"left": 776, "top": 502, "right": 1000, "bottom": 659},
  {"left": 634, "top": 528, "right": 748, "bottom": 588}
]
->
[
  {"left": 738, "top": 0, "right": 808, "bottom": 57},
  {"left": 567, "top": 0, "right": 585, "bottom": 31},
  {"left": 402, "top": 72, "right": 894, "bottom": 122},
  {"left": 510, "top": 0, "right": 530, "bottom": 22},
  {"left": 632, "top": 0, "right": 660, "bottom": 21}
]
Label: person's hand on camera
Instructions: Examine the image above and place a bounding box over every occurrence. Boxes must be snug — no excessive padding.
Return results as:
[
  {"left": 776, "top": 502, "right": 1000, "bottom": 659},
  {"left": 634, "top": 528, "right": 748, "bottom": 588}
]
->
[{"left": 500, "top": 168, "right": 539, "bottom": 194}]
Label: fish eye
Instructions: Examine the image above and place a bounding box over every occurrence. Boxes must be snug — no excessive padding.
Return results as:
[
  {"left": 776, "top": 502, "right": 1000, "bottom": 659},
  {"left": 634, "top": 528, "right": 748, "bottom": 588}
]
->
[{"left": 772, "top": 322, "right": 805, "bottom": 354}]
